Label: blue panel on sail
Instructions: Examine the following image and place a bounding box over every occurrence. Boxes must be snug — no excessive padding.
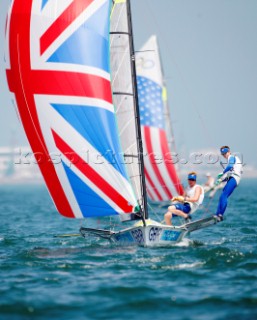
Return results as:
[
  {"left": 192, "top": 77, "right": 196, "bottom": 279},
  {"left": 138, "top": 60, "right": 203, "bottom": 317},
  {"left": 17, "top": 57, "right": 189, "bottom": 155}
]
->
[
  {"left": 51, "top": 103, "right": 128, "bottom": 179},
  {"left": 41, "top": 0, "right": 49, "bottom": 10},
  {"left": 47, "top": 1, "right": 110, "bottom": 72},
  {"left": 62, "top": 161, "right": 118, "bottom": 217}
]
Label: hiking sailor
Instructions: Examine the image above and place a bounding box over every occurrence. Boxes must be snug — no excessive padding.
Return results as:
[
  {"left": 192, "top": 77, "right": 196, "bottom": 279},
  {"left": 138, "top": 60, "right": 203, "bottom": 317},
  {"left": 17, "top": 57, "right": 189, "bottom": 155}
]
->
[
  {"left": 215, "top": 146, "right": 242, "bottom": 221},
  {"left": 164, "top": 172, "right": 204, "bottom": 225}
]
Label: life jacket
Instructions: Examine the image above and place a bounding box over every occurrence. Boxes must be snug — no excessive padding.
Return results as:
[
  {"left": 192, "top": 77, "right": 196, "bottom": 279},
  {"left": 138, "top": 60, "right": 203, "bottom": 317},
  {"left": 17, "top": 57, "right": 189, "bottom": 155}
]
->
[
  {"left": 185, "top": 184, "right": 204, "bottom": 213},
  {"left": 227, "top": 155, "right": 243, "bottom": 185}
]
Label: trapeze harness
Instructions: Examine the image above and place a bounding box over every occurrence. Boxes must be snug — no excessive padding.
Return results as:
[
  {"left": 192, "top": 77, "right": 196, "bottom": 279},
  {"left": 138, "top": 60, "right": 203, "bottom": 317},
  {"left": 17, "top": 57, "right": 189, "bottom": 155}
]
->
[{"left": 223, "top": 155, "right": 243, "bottom": 185}]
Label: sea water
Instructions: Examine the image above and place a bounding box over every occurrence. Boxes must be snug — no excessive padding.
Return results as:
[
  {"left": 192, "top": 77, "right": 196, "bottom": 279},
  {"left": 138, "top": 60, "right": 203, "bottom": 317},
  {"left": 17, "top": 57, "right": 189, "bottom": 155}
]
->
[{"left": 0, "top": 179, "right": 257, "bottom": 320}]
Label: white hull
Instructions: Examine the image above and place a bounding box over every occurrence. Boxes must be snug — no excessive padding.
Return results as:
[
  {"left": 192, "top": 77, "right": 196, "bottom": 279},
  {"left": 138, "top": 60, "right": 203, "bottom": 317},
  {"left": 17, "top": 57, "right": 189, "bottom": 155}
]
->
[
  {"left": 110, "top": 224, "right": 188, "bottom": 247},
  {"left": 80, "top": 216, "right": 218, "bottom": 248}
]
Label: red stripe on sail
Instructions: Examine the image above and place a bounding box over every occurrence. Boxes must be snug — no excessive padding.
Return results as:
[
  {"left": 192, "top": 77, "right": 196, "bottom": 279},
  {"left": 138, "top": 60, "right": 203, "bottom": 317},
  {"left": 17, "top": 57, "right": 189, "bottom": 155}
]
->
[
  {"left": 40, "top": 0, "right": 94, "bottom": 55},
  {"left": 7, "top": 70, "right": 112, "bottom": 104},
  {"left": 160, "top": 130, "right": 184, "bottom": 195},
  {"left": 52, "top": 130, "right": 134, "bottom": 213},
  {"left": 144, "top": 127, "right": 173, "bottom": 199},
  {"left": 144, "top": 167, "right": 162, "bottom": 201}
]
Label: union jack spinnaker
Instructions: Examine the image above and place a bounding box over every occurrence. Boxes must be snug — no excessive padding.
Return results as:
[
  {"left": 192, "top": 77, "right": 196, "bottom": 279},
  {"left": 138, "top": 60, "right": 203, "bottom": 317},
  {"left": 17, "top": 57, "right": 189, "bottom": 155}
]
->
[{"left": 5, "top": 0, "right": 146, "bottom": 219}]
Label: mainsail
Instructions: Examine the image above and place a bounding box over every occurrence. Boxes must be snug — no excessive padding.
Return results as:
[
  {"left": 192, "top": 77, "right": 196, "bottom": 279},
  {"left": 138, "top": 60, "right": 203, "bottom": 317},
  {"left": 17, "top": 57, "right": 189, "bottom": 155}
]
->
[
  {"left": 136, "top": 35, "right": 184, "bottom": 202},
  {"left": 110, "top": 0, "right": 148, "bottom": 219},
  {"left": 5, "top": 0, "right": 140, "bottom": 219}
]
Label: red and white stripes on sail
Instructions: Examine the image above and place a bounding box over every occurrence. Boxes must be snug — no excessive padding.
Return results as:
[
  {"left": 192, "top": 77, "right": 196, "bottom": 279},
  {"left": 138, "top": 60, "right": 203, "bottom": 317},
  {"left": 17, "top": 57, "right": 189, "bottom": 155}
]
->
[
  {"left": 136, "top": 35, "right": 184, "bottom": 201},
  {"left": 142, "top": 127, "right": 183, "bottom": 201}
]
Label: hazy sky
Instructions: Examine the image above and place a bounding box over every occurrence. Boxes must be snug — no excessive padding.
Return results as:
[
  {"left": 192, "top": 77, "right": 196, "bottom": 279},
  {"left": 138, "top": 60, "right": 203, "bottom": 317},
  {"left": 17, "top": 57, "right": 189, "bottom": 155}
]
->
[{"left": 1, "top": 0, "right": 257, "bottom": 168}]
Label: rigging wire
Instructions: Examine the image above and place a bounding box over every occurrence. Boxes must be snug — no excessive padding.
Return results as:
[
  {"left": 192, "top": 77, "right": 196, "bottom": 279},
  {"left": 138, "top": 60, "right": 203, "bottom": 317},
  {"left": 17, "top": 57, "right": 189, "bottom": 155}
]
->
[{"left": 147, "top": 202, "right": 162, "bottom": 222}]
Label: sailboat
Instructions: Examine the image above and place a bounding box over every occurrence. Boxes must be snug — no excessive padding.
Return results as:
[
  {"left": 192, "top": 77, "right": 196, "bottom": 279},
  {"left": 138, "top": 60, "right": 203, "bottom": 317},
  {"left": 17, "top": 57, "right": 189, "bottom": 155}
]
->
[
  {"left": 5, "top": 0, "right": 217, "bottom": 247},
  {"left": 136, "top": 35, "right": 184, "bottom": 204}
]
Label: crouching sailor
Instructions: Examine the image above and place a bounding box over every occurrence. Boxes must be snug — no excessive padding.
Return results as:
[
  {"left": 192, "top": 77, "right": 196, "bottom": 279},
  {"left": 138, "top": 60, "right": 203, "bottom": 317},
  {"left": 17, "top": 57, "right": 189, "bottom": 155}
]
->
[
  {"left": 164, "top": 172, "right": 204, "bottom": 226},
  {"left": 215, "top": 146, "right": 243, "bottom": 221}
]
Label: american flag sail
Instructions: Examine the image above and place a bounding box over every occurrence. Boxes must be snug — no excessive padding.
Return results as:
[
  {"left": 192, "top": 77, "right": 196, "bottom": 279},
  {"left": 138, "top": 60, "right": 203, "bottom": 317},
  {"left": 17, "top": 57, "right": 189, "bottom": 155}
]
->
[
  {"left": 5, "top": 0, "right": 138, "bottom": 218},
  {"left": 136, "top": 36, "right": 184, "bottom": 202}
]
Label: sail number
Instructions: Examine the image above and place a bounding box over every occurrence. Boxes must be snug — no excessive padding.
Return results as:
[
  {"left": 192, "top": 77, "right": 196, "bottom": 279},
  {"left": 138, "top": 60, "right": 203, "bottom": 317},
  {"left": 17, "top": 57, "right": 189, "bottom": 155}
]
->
[
  {"left": 149, "top": 227, "right": 161, "bottom": 241},
  {"left": 136, "top": 57, "right": 155, "bottom": 70},
  {"left": 131, "top": 229, "right": 144, "bottom": 244},
  {"left": 161, "top": 230, "right": 181, "bottom": 242}
]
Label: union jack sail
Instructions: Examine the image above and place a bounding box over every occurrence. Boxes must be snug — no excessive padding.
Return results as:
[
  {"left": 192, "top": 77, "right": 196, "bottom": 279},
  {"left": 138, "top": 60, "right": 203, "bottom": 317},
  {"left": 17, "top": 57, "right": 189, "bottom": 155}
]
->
[
  {"left": 5, "top": 0, "right": 138, "bottom": 218},
  {"left": 136, "top": 36, "right": 184, "bottom": 201}
]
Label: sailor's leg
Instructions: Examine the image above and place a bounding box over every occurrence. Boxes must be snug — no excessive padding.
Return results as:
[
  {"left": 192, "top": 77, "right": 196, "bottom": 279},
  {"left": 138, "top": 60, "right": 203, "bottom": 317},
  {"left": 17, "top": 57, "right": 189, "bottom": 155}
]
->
[
  {"left": 164, "top": 205, "right": 187, "bottom": 225},
  {"left": 164, "top": 205, "right": 176, "bottom": 225},
  {"left": 172, "top": 209, "right": 188, "bottom": 219},
  {"left": 216, "top": 177, "right": 237, "bottom": 216}
]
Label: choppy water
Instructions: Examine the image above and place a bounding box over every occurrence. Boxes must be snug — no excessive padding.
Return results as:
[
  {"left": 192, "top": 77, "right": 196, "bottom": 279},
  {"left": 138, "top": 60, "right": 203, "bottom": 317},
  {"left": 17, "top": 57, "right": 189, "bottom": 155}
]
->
[{"left": 0, "top": 179, "right": 257, "bottom": 320}]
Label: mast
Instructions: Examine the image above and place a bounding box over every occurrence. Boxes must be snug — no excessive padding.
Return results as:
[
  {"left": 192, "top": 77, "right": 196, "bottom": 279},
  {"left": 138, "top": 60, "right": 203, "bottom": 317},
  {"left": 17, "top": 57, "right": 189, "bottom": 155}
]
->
[{"left": 126, "top": 0, "right": 148, "bottom": 220}]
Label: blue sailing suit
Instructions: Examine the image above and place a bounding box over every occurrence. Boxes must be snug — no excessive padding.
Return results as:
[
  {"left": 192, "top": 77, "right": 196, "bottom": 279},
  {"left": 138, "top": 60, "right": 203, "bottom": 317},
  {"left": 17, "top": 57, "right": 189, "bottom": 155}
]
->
[{"left": 216, "top": 155, "right": 242, "bottom": 216}]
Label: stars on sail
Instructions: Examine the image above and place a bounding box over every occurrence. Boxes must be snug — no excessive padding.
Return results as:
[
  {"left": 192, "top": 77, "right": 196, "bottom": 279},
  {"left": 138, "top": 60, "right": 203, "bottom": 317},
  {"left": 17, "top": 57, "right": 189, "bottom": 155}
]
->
[{"left": 137, "top": 76, "right": 164, "bottom": 129}]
